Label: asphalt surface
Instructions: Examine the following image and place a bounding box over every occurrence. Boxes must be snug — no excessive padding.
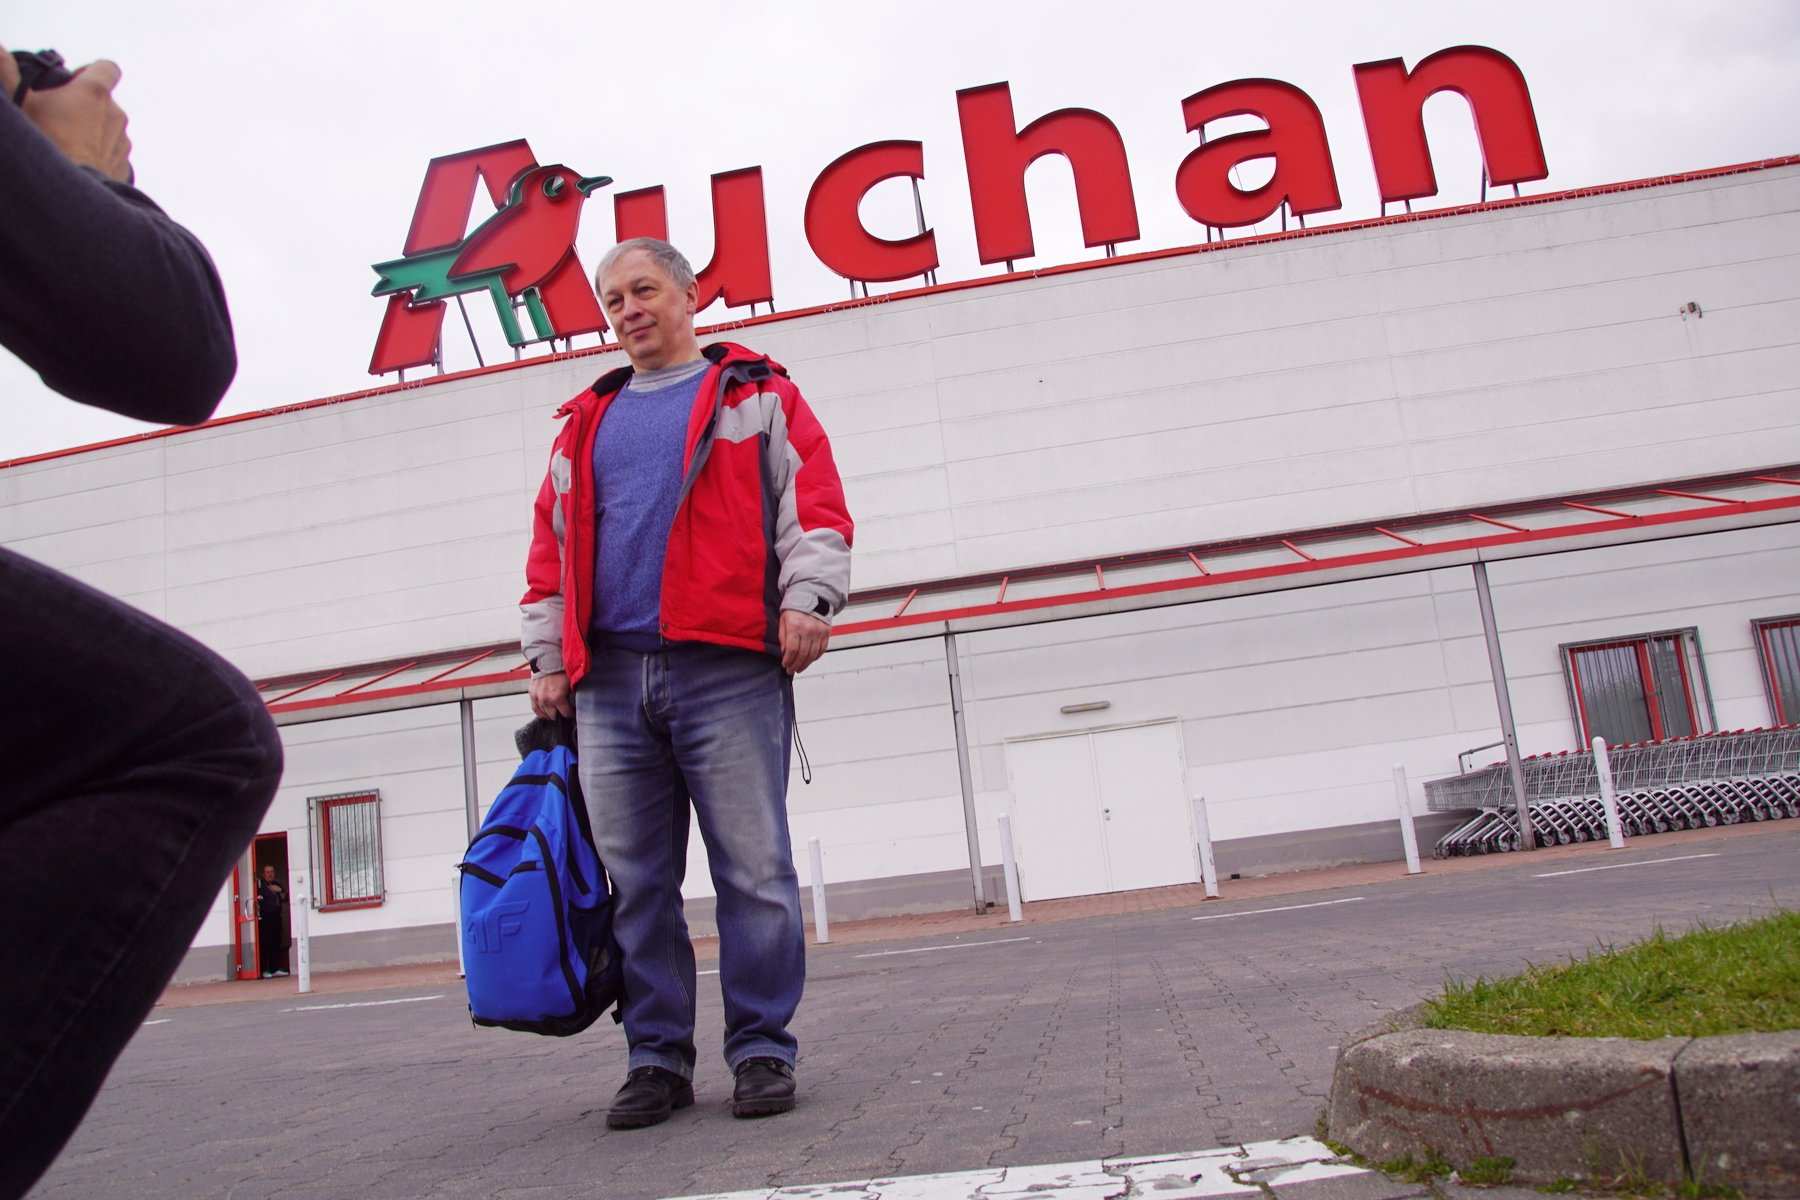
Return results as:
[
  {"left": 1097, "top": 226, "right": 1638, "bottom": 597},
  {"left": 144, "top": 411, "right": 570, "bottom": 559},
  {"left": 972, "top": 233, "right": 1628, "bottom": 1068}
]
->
[{"left": 30, "top": 827, "right": 1800, "bottom": 1200}]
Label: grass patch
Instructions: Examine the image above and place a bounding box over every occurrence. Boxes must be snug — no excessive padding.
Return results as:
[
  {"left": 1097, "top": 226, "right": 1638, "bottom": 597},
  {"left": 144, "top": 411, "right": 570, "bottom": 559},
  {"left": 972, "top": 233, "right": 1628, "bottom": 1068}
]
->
[
  {"left": 1374, "top": 1150, "right": 1450, "bottom": 1184},
  {"left": 1422, "top": 908, "right": 1800, "bottom": 1039},
  {"left": 1461, "top": 1157, "right": 1516, "bottom": 1186}
]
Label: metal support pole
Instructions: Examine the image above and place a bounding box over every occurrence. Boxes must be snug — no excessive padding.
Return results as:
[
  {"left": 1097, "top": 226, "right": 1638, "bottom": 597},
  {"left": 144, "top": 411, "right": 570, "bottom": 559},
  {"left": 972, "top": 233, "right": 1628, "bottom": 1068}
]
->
[
  {"left": 294, "top": 879, "right": 312, "bottom": 994},
  {"left": 1191, "top": 795, "right": 1220, "bottom": 898},
  {"left": 459, "top": 699, "right": 481, "bottom": 843},
  {"left": 1472, "top": 561, "right": 1535, "bottom": 850},
  {"left": 1593, "top": 736, "right": 1626, "bottom": 848},
  {"left": 1392, "top": 764, "right": 1422, "bottom": 875},
  {"left": 808, "top": 837, "right": 830, "bottom": 944},
  {"left": 997, "top": 814, "right": 1023, "bottom": 922},
  {"left": 944, "top": 632, "right": 989, "bottom": 911}
]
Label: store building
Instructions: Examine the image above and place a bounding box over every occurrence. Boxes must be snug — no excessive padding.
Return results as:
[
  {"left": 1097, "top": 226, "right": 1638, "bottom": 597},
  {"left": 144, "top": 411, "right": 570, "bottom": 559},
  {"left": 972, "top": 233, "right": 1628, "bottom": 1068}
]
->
[{"left": 4, "top": 154, "right": 1797, "bottom": 983}]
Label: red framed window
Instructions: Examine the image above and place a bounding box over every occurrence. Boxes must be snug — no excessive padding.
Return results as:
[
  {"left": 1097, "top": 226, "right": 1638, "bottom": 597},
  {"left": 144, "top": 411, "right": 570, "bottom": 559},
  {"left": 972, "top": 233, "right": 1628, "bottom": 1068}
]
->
[
  {"left": 309, "top": 791, "right": 385, "bottom": 911},
  {"left": 1755, "top": 616, "right": 1800, "bottom": 726},
  {"left": 1561, "top": 629, "right": 1712, "bottom": 747}
]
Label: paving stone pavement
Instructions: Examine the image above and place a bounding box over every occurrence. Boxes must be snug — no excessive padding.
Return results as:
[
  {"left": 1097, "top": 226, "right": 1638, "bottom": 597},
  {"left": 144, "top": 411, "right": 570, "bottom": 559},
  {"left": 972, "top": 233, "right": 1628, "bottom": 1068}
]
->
[{"left": 29, "top": 827, "right": 1800, "bottom": 1200}]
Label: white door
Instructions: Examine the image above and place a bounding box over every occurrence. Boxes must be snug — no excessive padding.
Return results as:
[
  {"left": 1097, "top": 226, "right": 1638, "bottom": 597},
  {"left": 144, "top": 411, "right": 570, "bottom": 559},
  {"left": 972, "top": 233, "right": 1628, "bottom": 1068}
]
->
[
  {"left": 1005, "top": 731, "right": 1109, "bottom": 901},
  {"left": 1007, "top": 721, "right": 1197, "bottom": 901}
]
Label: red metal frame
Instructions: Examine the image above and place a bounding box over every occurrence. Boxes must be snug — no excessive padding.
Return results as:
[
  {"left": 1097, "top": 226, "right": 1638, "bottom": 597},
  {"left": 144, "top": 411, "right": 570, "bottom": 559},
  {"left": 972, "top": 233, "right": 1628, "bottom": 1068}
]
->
[
  {"left": 259, "top": 641, "right": 529, "bottom": 717},
  {"left": 332, "top": 659, "right": 419, "bottom": 697},
  {"left": 1755, "top": 616, "right": 1800, "bottom": 725},
  {"left": 832, "top": 468, "right": 1800, "bottom": 641},
  {"left": 1565, "top": 632, "right": 1700, "bottom": 745},
  {"left": 315, "top": 793, "right": 384, "bottom": 911},
  {"left": 229, "top": 857, "right": 259, "bottom": 980},
  {"left": 5, "top": 154, "right": 1795, "bottom": 474},
  {"left": 266, "top": 671, "right": 347, "bottom": 705}
]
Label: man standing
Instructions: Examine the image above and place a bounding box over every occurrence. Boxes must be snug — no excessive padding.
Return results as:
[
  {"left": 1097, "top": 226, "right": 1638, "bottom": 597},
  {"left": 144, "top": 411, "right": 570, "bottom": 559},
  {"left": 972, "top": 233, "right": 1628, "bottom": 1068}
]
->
[
  {"left": 521, "top": 238, "right": 852, "bottom": 1128},
  {"left": 256, "top": 864, "right": 288, "bottom": 978}
]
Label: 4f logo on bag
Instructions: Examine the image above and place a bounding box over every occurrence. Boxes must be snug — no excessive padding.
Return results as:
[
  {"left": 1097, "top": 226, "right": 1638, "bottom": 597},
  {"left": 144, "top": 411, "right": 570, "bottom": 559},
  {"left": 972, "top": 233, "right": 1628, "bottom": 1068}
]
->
[
  {"left": 468, "top": 900, "right": 531, "bottom": 954},
  {"left": 369, "top": 140, "right": 613, "bottom": 375}
]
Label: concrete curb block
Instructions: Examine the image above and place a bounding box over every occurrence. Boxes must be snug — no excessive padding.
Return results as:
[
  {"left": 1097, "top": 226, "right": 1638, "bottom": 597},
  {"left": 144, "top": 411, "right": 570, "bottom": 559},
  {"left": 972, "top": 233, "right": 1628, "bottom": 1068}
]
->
[{"left": 1326, "top": 1013, "right": 1800, "bottom": 1196}]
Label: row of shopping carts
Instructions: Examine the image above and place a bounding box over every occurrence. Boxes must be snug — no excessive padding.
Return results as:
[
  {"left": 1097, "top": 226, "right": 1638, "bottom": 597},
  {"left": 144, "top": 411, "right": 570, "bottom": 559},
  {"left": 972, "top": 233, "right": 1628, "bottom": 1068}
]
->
[
  {"left": 1429, "top": 727, "right": 1800, "bottom": 856},
  {"left": 1435, "top": 771, "right": 1800, "bottom": 854}
]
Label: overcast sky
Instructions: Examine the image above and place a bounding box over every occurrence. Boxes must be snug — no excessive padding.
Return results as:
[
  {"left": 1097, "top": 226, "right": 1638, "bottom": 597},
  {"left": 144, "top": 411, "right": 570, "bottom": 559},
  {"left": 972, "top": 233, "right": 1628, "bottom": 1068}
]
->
[{"left": 3, "top": 0, "right": 1796, "bottom": 461}]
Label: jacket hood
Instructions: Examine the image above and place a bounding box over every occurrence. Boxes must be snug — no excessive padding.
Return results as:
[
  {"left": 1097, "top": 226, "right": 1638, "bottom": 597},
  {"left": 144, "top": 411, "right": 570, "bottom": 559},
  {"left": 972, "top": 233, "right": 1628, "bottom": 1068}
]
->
[{"left": 701, "top": 341, "right": 788, "bottom": 378}]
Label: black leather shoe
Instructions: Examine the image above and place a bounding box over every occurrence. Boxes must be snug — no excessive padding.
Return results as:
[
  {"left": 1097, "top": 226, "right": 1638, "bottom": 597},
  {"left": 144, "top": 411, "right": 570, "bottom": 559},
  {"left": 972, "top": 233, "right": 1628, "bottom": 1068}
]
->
[
  {"left": 731, "top": 1057, "right": 796, "bottom": 1117},
  {"left": 606, "top": 1066, "right": 694, "bottom": 1129}
]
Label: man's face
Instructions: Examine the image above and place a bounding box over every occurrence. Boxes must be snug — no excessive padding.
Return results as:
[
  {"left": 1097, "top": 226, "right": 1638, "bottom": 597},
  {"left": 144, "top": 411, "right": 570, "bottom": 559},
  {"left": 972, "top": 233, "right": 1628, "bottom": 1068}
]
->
[
  {"left": 597, "top": 249, "right": 700, "bottom": 371},
  {"left": 261, "top": 866, "right": 276, "bottom": 882}
]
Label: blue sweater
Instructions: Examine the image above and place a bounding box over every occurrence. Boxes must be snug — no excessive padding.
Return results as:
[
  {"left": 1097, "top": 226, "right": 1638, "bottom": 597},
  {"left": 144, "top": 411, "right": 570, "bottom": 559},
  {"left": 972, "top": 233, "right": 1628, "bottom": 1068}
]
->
[{"left": 590, "top": 359, "right": 710, "bottom": 651}]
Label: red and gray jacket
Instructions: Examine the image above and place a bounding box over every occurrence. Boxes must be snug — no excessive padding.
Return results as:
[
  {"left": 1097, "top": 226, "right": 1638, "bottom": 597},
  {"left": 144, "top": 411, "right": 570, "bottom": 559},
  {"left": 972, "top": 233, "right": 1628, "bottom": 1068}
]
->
[{"left": 520, "top": 342, "right": 854, "bottom": 685}]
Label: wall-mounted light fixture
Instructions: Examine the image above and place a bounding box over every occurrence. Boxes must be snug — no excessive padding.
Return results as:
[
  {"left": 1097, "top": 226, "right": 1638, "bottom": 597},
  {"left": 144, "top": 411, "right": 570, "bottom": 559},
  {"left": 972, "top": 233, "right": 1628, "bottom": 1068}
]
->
[{"left": 1060, "top": 700, "right": 1111, "bottom": 714}]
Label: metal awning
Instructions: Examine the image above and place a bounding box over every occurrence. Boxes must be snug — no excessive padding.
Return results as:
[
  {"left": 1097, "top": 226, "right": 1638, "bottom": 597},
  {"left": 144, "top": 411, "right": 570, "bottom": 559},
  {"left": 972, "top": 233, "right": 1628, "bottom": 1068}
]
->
[
  {"left": 260, "top": 642, "right": 529, "bottom": 726},
  {"left": 828, "top": 466, "right": 1800, "bottom": 648},
  {"left": 256, "top": 465, "right": 1800, "bottom": 723}
]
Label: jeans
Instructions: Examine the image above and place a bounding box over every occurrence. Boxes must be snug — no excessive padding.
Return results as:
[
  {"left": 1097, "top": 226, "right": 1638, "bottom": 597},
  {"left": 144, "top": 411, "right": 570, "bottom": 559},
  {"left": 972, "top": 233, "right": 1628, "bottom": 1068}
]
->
[
  {"left": 0, "top": 547, "right": 283, "bottom": 1200},
  {"left": 574, "top": 642, "right": 805, "bottom": 1079}
]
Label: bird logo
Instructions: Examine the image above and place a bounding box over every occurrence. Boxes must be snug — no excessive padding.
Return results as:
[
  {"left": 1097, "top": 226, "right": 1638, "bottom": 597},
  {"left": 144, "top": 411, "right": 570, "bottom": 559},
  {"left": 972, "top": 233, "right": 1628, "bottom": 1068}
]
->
[{"left": 372, "top": 163, "right": 612, "bottom": 350}]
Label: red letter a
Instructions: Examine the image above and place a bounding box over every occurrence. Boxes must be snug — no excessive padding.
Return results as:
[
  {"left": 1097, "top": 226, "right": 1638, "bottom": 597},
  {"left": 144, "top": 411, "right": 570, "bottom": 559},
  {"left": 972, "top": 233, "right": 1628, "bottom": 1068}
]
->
[
  {"left": 612, "top": 167, "right": 774, "bottom": 313},
  {"left": 370, "top": 139, "right": 538, "bottom": 375},
  {"left": 1354, "top": 45, "right": 1548, "bottom": 205},
  {"left": 1175, "top": 79, "right": 1341, "bottom": 230},
  {"left": 956, "top": 82, "right": 1139, "bottom": 265}
]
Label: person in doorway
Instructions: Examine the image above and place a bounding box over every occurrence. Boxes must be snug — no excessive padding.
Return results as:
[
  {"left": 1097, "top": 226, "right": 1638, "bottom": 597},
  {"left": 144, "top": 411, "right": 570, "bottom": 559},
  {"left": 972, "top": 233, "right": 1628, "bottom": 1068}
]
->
[
  {"left": 521, "top": 238, "right": 852, "bottom": 1128},
  {"left": 0, "top": 44, "right": 284, "bottom": 1200},
  {"left": 256, "top": 865, "right": 289, "bottom": 977}
]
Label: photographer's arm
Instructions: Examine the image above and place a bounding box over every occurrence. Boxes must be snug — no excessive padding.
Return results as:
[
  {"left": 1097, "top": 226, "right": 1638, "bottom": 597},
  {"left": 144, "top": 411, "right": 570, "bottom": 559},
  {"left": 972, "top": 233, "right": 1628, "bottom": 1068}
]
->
[{"left": 0, "top": 49, "right": 236, "bottom": 426}]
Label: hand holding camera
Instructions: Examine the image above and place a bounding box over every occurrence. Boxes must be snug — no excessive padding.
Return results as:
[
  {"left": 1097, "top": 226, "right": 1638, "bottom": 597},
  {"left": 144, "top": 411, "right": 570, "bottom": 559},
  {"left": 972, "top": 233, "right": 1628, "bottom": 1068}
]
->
[{"left": 0, "top": 46, "right": 132, "bottom": 182}]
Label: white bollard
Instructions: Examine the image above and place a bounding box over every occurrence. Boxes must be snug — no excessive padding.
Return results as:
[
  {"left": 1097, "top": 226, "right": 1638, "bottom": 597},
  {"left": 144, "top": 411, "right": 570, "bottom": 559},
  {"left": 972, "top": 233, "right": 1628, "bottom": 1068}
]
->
[
  {"left": 1593, "top": 736, "right": 1626, "bottom": 849},
  {"left": 1393, "top": 764, "right": 1422, "bottom": 875},
  {"left": 1192, "top": 796, "right": 1220, "bottom": 898},
  {"left": 452, "top": 867, "right": 467, "bottom": 979},
  {"left": 997, "top": 813, "right": 1024, "bottom": 923},
  {"left": 808, "top": 837, "right": 830, "bottom": 944},
  {"left": 294, "top": 875, "right": 312, "bottom": 995}
]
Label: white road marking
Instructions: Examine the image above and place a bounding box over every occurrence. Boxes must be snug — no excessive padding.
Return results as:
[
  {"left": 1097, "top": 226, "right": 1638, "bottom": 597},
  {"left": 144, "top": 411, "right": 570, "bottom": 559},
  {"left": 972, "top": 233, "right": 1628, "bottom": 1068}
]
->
[
  {"left": 281, "top": 994, "right": 444, "bottom": 1012},
  {"left": 142, "top": 1018, "right": 171, "bottom": 1026},
  {"left": 1192, "top": 897, "right": 1364, "bottom": 921},
  {"left": 853, "top": 937, "right": 1034, "bottom": 959},
  {"left": 1534, "top": 852, "right": 1722, "bottom": 878},
  {"left": 699, "top": 969, "right": 720, "bottom": 976},
  {"left": 662, "top": 1137, "right": 1359, "bottom": 1200}
]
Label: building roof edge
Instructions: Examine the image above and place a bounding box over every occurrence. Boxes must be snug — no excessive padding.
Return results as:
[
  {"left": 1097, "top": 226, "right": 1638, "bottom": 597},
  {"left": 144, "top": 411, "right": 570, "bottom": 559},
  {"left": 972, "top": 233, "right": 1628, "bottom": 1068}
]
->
[{"left": 5, "top": 153, "right": 1796, "bottom": 473}]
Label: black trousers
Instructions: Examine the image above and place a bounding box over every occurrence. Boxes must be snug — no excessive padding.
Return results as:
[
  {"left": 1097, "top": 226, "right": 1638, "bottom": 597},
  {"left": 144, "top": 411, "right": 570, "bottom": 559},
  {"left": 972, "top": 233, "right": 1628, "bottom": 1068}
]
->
[
  {"left": 258, "top": 913, "right": 288, "bottom": 975},
  {"left": 0, "top": 547, "right": 283, "bottom": 1199}
]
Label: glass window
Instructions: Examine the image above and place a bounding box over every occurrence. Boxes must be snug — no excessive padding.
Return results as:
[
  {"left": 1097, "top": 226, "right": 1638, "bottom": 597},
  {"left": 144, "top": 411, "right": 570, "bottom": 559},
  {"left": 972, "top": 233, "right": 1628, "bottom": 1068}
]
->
[
  {"left": 310, "top": 791, "right": 385, "bottom": 910},
  {"left": 1755, "top": 616, "right": 1800, "bottom": 726},
  {"left": 1562, "top": 629, "right": 1711, "bottom": 747}
]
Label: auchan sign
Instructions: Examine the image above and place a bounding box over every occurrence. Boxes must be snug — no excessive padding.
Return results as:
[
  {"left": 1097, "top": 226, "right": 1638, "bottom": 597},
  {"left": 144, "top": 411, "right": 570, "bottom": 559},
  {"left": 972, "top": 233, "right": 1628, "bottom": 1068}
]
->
[{"left": 368, "top": 45, "right": 1547, "bottom": 376}]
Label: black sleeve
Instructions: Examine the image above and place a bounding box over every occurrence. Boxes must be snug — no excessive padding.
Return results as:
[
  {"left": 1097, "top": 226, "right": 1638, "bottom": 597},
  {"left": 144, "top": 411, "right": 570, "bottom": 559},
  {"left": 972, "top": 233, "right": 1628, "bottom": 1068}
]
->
[{"left": 0, "top": 98, "right": 236, "bottom": 426}]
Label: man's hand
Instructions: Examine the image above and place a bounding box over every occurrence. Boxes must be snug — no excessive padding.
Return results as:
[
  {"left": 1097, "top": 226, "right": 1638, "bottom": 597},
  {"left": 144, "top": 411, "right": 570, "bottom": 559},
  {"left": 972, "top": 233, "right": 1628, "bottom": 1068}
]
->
[
  {"left": 780, "top": 609, "right": 830, "bottom": 674},
  {"left": 1, "top": 51, "right": 133, "bottom": 182},
  {"left": 529, "top": 670, "right": 574, "bottom": 720}
]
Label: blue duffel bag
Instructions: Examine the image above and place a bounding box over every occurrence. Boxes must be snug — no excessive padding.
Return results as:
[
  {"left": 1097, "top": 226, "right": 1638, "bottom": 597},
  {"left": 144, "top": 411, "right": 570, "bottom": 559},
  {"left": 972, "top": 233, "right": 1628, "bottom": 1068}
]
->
[{"left": 458, "top": 724, "right": 622, "bottom": 1035}]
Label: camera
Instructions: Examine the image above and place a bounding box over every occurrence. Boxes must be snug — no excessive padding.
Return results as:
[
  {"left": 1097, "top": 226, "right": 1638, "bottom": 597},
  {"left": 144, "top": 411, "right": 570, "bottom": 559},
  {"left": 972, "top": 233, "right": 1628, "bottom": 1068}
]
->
[{"left": 11, "top": 49, "right": 76, "bottom": 105}]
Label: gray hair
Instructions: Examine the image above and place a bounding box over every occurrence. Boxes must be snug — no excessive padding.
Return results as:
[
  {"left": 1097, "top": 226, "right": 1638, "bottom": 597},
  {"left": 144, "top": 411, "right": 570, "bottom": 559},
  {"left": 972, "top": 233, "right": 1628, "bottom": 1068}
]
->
[{"left": 595, "top": 237, "right": 696, "bottom": 291}]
